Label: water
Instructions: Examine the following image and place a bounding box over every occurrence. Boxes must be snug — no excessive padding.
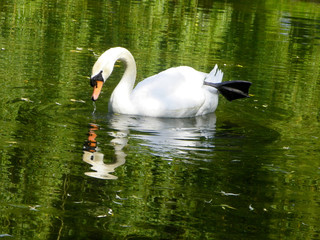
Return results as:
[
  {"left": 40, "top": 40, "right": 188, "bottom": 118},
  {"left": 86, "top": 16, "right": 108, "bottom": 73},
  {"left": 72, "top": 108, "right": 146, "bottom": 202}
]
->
[{"left": 1, "top": 0, "right": 320, "bottom": 239}]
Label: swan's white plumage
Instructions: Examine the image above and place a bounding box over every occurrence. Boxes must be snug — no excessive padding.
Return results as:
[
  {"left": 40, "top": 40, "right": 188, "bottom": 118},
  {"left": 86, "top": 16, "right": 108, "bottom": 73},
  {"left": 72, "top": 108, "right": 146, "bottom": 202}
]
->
[{"left": 91, "top": 47, "right": 224, "bottom": 118}]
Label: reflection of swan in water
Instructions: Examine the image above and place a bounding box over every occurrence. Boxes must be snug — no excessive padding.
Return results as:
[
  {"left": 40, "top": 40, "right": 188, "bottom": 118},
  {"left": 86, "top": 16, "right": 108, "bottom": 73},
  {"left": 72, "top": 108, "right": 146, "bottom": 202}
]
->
[
  {"left": 83, "top": 113, "right": 216, "bottom": 179},
  {"left": 83, "top": 123, "right": 128, "bottom": 180},
  {"left": 109, "top": 113, "right": 217, "bottom": 158}
]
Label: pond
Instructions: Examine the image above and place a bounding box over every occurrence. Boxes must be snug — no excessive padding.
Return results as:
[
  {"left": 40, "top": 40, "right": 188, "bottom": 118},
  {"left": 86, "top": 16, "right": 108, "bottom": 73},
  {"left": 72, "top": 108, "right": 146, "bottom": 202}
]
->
[{"left": 1, "top": 0, "right": 320, "bottom": 239}]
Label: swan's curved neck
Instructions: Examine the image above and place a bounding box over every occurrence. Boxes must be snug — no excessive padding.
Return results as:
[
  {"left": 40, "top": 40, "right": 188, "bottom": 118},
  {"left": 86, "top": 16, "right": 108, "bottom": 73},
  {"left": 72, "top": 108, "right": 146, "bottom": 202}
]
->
[
  {"left": 114, "top": 50, "right": 137, "bottom": 94},
  {"left": 108, "top": 48, "right": 137, "bottom": 114}
]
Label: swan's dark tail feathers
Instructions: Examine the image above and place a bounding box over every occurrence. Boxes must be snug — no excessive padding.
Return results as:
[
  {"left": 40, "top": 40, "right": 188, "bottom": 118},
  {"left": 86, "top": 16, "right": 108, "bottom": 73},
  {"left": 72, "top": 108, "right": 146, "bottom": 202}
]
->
[{"left": 204, "top": 80, "right": 252, "bottom": 101}]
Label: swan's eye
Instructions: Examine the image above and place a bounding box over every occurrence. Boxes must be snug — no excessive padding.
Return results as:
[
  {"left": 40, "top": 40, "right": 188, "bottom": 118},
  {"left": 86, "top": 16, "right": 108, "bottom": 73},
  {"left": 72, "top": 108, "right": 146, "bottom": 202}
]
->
[
  {"left": 90, "top": 71, "right": 103, "bottom": 87},
  {"left": 90, "top": 78, "right": 98, "bottom": 87}
]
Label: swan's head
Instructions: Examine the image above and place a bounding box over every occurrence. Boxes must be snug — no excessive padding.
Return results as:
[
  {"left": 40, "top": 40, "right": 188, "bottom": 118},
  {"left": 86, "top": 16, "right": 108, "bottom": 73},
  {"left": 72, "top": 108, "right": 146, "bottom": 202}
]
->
[
  {"left": 90, "top": 71, "right": 104, "bottom": 101},
  {"left": 90, "top": 54, "right": 114, "bottom": 101}
]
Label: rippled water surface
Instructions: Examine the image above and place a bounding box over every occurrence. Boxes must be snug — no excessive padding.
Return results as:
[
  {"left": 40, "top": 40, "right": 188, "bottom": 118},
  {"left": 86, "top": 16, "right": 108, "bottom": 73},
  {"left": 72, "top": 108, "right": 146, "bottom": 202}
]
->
[{"left": 1, "top": 0, "right": 320, "bottom": 239}]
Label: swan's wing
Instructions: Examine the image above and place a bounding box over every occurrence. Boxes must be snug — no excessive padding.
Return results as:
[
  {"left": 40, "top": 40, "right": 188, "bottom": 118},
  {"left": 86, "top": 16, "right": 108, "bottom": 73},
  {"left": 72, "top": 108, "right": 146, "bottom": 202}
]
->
[
  {"left": 204, "top": 64, "right": 223, "bottom": 84},
  {"left": 131, "top": 67, "right": 208, "bottom": 117}
]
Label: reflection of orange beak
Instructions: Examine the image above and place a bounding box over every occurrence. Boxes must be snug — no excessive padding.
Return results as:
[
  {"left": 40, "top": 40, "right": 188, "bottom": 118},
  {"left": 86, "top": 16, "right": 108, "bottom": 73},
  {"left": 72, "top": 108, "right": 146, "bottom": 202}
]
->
[
  {"left": 87, "top": 123, "right": 99, "bottom": 152},
  {"left": 88, "top": 132, "right": 97, "bottom": 142},
  {"left": 92, "top": 81, "right": 103, "bottom": 101},
  {"left": 89, "top": 123, "right": 99, "bottom": 131}
]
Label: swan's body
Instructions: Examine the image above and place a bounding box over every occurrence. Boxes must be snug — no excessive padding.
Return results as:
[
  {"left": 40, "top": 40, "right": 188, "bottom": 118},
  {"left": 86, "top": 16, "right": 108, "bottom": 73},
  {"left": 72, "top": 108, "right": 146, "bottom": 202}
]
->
[{"left": 90, "top": 47, "right": 251, "bottom": 118}]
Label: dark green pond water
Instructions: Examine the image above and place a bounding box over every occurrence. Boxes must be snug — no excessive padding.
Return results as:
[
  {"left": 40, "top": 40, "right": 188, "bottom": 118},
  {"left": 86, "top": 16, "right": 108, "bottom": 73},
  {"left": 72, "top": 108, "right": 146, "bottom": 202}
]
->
[{"left": 1, "top": 0, "right": 320, "bottom": 239}]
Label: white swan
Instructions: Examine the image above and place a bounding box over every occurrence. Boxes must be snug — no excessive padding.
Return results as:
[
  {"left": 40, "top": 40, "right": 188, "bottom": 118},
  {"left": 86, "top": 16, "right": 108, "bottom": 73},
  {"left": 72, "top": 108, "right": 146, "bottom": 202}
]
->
[{"left": 90, "top": 47, "right": 251, "bottom": 118}]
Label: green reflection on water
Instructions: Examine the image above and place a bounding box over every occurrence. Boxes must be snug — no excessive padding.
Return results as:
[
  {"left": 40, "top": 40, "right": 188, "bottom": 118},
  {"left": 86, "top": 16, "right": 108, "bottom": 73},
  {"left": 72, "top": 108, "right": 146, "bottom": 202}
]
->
[{"left": 1, "top": 0, "right": 320, "bottom": 239}]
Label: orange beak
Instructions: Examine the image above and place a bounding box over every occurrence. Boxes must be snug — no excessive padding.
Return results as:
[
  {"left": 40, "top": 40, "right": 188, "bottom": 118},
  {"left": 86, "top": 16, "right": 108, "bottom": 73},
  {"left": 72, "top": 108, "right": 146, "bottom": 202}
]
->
[{"left": 91, "top": 81, "right": 103, "bottom": 101}]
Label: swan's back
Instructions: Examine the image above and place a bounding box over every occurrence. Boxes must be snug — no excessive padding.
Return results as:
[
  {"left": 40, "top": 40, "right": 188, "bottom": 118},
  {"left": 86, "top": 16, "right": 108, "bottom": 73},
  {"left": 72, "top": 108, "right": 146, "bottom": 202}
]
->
[{"left": 130, "top": 66, "right": 215, "bottom": 117}]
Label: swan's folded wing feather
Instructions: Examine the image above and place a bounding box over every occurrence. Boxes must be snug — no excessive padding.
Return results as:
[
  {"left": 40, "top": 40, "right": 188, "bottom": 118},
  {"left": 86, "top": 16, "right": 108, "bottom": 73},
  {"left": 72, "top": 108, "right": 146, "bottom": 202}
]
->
[{"left": 131, "top": 67, "right": 207, "bottom": 117}]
